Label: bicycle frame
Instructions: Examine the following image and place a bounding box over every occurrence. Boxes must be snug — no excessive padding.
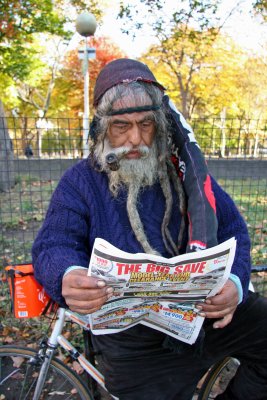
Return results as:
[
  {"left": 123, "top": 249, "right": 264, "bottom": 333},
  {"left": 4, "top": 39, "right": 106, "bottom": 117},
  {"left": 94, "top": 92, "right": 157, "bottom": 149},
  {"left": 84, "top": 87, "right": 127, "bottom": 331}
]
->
[{"left": 32, "top": 307, "right": 118, "bottom": 400}]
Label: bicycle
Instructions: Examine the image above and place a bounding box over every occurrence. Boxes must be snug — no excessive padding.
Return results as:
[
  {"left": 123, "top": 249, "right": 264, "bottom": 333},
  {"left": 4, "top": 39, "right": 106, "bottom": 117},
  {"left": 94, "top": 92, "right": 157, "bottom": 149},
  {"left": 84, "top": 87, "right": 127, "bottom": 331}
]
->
[
  {"left": 0, "top": 265, "right": 266, "bottom": 400},
  {"left": 0, "top": 306, "right": 112, "bottom": 400}
]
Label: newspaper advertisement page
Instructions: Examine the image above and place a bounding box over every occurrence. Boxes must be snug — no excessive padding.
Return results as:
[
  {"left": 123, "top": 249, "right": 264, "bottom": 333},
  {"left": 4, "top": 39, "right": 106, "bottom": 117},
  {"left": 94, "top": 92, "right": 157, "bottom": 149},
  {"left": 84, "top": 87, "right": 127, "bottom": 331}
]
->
[{"left": 88, "top": 237, "right": 236, "bottom": 344}]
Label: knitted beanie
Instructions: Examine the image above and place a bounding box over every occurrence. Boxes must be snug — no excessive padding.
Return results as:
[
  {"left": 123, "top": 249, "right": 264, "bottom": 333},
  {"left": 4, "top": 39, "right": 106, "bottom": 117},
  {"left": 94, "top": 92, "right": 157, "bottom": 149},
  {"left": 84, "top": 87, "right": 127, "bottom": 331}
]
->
[{"left": 93, "top": 58, "right": 165, "bottom": 107}]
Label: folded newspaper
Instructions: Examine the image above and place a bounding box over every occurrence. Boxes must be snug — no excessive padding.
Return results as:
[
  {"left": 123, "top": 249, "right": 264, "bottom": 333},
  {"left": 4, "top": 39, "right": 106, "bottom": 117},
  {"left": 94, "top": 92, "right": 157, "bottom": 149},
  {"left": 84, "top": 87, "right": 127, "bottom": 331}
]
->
[{"left": 87, "top": 237, "right": 236, "bottom": 344}]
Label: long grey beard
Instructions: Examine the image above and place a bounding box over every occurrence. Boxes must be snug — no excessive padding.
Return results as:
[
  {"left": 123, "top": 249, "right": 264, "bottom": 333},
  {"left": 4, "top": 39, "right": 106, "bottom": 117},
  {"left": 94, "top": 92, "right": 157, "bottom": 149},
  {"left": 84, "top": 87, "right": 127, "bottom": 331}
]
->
[
  {"left": 95, "top": 138, "right": 159, "bottom": 196},
  {"left": 94, "top": 139, "right": 161, "bottom": 254}
]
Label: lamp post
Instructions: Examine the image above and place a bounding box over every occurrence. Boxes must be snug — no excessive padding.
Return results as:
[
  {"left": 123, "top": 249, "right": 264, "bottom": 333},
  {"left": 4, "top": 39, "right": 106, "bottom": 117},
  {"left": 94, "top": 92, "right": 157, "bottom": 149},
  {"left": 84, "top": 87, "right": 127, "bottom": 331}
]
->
[{"left": 76, "top": 12, "right": 97, "bottom": 158}]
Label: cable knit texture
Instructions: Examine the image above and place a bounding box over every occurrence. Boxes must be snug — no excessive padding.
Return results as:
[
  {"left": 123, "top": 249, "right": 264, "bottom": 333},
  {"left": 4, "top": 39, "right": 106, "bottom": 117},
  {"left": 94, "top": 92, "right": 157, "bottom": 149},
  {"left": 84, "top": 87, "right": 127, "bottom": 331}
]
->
[{"left": 32, "top": 159, "right": 251, "bottom": 306}]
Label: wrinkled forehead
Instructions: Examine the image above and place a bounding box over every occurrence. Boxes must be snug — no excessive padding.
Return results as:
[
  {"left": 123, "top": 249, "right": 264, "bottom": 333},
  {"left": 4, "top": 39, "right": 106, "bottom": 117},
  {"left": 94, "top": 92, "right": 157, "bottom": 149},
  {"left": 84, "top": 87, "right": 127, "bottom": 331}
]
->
[{"left": 107, "top": 94, "right": 160, "bottom": 116}]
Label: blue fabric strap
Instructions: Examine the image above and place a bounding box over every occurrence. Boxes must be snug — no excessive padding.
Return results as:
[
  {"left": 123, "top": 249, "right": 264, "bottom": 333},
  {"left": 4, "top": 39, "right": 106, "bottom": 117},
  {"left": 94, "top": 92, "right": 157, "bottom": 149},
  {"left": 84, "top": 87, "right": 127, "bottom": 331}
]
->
[{"left": 63, "top": 265, "right": 87, "bottom": 277}]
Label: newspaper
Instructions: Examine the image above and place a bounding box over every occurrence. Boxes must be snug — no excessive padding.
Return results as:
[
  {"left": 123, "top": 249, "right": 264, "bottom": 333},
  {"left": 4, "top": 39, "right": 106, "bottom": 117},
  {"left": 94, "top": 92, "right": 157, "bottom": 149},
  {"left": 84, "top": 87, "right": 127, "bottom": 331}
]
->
[{"left": 87, "top": 237, "right": 236, "bottom": 344}]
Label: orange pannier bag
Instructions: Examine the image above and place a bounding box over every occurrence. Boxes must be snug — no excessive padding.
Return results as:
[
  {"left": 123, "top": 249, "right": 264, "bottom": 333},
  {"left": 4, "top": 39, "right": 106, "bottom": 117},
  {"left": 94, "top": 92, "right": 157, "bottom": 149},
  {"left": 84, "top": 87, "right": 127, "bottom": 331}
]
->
[{"left": 5, "top": 264, "right": 51, "bottom": 318}]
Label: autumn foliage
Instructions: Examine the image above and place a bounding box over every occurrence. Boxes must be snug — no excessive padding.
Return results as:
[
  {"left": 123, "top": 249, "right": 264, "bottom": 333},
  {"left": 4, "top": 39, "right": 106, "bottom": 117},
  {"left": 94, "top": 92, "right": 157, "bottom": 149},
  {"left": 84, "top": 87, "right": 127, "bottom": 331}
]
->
[{"left": 55, "top": 36, "right": 126, "bottom": 118}]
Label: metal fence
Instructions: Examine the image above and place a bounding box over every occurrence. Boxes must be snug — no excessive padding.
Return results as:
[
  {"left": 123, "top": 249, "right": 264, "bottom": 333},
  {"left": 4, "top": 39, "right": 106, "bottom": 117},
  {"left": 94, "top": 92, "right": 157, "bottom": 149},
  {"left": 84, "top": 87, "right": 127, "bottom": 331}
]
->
[{"left": 0, "top": 117, "right": 266, "bottom": 268}]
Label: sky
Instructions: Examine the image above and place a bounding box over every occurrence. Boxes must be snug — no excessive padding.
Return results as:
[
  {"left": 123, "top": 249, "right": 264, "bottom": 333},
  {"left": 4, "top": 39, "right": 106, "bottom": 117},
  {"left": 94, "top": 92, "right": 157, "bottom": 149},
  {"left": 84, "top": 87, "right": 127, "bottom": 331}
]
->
[{"left": 94, "top": 0, "right": 266, "bottom": 57}]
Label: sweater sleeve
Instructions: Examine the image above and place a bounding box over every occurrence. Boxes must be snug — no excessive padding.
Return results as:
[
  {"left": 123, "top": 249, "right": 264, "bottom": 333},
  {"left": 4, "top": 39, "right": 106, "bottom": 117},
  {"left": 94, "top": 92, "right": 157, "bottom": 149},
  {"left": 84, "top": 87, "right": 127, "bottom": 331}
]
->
[
  {"left": 211, "top": 176, "right": 251, "bottom": 302},
  {"left": 32, "top": 168, "right": 91, "bottom": 307}
]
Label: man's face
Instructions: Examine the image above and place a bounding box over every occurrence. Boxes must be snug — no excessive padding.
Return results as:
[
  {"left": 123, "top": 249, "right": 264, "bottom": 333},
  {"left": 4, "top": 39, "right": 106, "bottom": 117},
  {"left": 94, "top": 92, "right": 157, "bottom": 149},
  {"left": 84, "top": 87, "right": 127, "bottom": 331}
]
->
[{"left": 107, "top": 110, "right": 156, "bottom": 159}]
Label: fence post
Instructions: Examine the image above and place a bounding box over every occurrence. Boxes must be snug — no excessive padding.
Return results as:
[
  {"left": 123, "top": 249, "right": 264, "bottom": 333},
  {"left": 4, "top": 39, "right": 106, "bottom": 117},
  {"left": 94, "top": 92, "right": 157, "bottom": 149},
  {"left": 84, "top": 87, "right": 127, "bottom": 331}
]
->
[{"left": 0, "top": 101, "right": 15, "bottom": 192}]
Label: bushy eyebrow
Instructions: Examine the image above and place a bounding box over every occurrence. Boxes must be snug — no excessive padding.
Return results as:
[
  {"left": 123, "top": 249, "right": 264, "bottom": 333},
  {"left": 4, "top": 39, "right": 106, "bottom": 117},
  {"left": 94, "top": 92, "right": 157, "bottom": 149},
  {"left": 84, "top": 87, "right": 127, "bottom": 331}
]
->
[
  {"left": 110, "top": 119, "right": 131, "bottom": 125},
  {"left": 111, "top": 114, "right": 155, "bottom": 125},
  {"left": 142, "top": 114, "right": 155, "bottom": 122}
]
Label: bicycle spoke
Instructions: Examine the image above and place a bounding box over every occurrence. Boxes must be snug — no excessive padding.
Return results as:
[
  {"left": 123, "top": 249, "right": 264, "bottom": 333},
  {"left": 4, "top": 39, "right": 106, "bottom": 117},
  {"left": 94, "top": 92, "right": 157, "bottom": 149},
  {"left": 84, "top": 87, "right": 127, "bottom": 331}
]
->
[
  {"left": 19, "top": 364, "right": 39, "bottom": 400},
  {"left": 0, "top": 368, "right": 22, "bottom": 385}
]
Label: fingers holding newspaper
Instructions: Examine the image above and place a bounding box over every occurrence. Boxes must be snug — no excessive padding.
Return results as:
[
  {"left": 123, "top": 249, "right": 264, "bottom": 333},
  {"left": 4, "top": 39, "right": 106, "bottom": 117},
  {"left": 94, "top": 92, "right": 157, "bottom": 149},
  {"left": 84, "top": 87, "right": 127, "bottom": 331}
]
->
[
  {"left": 62, "top": 269, "right": 114, "bottom": 314},
  {"left": 196, "top": 280, "right": 239, "bottom": 329}
]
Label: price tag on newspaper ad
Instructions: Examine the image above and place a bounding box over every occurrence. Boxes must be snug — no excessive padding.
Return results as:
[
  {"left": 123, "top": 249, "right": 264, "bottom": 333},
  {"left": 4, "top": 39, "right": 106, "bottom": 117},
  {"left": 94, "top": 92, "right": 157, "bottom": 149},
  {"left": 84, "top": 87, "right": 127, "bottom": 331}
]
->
[{"left": 87, "top": 237, "right": 236, "bottom": 344}]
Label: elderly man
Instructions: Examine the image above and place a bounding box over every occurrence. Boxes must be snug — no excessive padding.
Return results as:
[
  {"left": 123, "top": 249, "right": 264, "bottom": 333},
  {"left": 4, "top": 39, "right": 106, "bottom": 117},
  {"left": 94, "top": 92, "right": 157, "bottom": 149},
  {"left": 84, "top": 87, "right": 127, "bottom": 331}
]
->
[{"left": 32, "top": 59, "right": 267, "bottom": 400}]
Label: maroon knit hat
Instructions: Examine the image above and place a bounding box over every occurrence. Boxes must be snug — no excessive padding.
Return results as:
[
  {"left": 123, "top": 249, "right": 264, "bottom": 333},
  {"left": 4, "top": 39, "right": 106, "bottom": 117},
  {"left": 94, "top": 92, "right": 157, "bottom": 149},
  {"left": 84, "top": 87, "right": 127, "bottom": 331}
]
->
[{"left": 93, "top": 58, "right": 165, "bottom": 107}]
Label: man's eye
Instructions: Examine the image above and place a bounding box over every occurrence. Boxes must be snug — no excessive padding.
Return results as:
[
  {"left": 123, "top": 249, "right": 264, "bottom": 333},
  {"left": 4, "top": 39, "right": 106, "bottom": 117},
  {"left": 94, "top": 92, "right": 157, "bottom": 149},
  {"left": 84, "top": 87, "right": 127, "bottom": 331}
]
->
[
  {"left": 114, "top": 123, "right": 128, "bottom": 130},
  {"left": 141, "top": 121, "right": 153, "bottom": 128}
]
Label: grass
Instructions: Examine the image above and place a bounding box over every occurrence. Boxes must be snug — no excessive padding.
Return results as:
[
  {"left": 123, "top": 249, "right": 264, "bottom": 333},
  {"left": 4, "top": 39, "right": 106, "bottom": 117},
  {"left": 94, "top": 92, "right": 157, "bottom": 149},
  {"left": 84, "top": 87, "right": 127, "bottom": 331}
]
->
[
  {"left": 1, "top": 175, "right": 56, "bottom": 225},
  {"left": 218, "top": 179, "right": 267, "bottom": 264},
  {"left": 0, "top": 176, "right": 57, "bottom": 264}
]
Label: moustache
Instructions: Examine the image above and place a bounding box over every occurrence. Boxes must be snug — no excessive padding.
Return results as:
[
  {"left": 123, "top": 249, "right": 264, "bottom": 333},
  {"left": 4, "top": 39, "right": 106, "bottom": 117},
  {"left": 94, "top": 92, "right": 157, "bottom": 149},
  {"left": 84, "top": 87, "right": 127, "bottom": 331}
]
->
[{"left": 105, "top": 146, "right": 150, "bottom": 171}]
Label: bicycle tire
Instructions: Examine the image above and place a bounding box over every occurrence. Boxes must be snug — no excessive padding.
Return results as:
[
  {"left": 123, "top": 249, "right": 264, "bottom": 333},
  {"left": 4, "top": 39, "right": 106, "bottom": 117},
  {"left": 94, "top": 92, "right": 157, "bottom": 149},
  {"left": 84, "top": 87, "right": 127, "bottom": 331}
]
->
[
  {"left": 0, "top": 345, "right": 93, "bottom": 400},
  {"left": 197, "top": 356, "right": 240, "bottom": 399}
]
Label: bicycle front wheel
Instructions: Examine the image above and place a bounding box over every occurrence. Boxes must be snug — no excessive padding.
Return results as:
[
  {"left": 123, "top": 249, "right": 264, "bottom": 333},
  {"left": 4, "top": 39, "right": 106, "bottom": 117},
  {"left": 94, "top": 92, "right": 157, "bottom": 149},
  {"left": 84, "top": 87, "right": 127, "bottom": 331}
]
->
[
  {"left": 197, "top": 356, "right": 240, "bottom": 399},
  {"left": 0, "top": 345, "right": 93, "bottom": 400}
]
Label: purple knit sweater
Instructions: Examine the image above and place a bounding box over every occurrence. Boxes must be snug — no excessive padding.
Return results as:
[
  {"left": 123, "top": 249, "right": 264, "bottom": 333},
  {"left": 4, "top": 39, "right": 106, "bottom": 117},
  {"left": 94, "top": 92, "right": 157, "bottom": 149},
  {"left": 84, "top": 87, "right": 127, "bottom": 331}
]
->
[{"left": 32, "top": 159, "right": 251, "bottom": 306}]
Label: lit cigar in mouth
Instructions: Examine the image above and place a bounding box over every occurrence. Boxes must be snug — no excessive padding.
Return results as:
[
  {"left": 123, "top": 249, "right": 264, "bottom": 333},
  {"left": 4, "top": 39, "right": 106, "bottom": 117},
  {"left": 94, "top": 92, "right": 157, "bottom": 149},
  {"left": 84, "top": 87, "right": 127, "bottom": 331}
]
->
[{"left": 105, "top": 153, "right": 121, "bottom": 171}]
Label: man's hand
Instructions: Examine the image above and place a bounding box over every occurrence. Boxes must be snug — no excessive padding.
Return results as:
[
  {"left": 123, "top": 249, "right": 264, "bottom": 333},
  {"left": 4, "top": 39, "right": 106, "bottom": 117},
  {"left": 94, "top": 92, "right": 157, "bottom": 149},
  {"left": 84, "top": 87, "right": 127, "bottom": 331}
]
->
[
  {"left": 62, "top": 269, "right": 114, "bottom": 314},
  {"left": 196, "top": 279, "right": 239, "bottom": 329}
]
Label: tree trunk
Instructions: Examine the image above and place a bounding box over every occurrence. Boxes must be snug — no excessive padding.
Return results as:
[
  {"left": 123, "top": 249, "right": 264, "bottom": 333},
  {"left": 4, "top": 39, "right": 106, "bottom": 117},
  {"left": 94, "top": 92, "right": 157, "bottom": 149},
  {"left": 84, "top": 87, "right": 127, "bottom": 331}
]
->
[
  {"left": 0, "top": 101, "right": 15, "bottom": 191},
  {"left": 253, "top": 132, "right": 259, "bottom": 158},
  {"left": 220, "top": 108, "right": 226, "bottom": 158}
]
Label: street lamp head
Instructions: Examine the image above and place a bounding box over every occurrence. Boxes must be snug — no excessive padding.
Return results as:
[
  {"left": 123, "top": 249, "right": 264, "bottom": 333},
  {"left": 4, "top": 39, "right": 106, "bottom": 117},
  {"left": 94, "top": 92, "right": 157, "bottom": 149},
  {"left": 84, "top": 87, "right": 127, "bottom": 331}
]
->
[{"left": 76, "top": 12, "right": 97, "bottom": 37}]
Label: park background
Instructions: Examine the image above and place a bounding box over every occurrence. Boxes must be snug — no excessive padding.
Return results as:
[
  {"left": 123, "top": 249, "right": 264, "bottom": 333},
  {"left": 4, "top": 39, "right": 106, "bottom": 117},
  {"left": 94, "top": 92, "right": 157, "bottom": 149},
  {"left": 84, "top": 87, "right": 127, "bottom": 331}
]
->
[{"left": 0, "top": 0, "right": 266, "bottom": 349}]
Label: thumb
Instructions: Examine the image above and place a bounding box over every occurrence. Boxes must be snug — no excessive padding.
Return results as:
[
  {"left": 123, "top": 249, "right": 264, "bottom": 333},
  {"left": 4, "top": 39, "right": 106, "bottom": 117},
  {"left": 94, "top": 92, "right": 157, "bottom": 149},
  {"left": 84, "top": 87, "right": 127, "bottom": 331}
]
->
[{"left": 213, "top": 313, "right": 233, "bottom": 329}]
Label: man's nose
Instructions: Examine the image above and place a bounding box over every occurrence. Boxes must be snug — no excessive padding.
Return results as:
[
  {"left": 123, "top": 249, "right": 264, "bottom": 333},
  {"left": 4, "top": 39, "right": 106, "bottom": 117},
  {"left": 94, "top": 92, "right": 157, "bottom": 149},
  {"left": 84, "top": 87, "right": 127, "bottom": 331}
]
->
[{"left": 128, "top": 123, "right": 142, "bottom": 146}]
